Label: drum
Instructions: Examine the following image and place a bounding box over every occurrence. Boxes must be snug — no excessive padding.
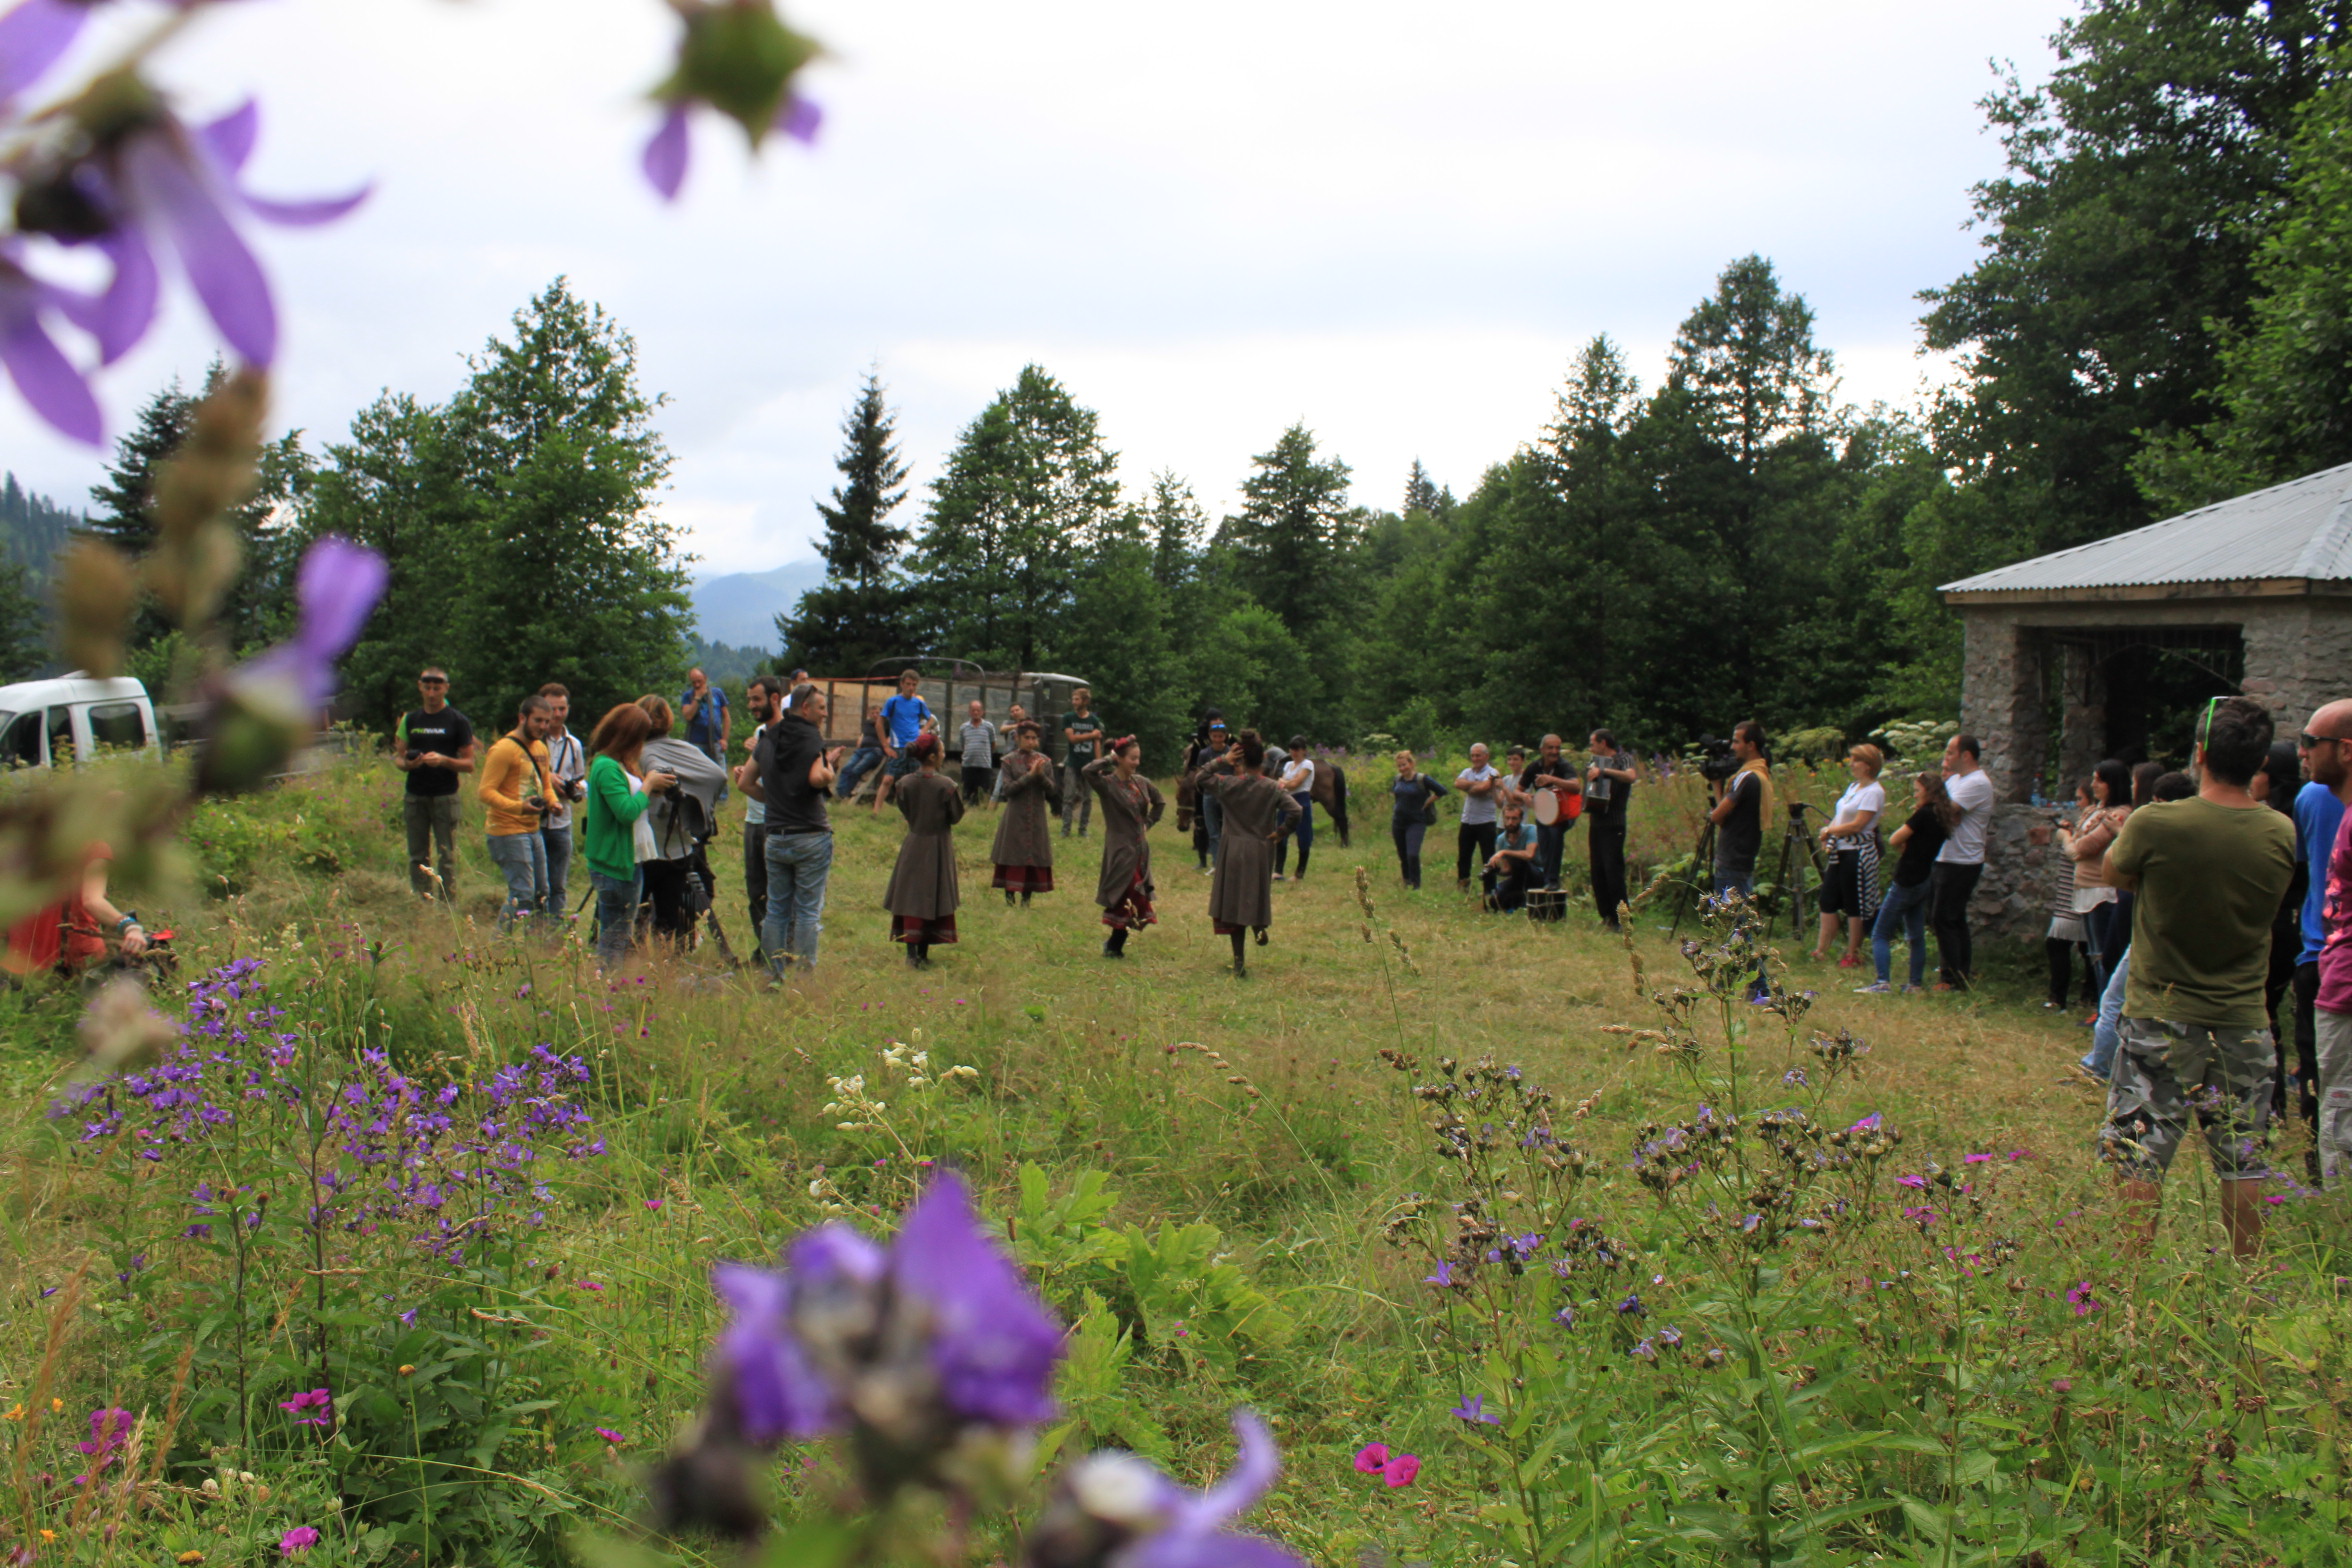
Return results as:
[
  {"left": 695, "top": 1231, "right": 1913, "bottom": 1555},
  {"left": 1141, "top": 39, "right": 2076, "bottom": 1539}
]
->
[
  {"left": 1532, "top": 789, "right": 1561, "bottom": 826},
  {"left": 1526, "top": 888, "right": 1568, "bottom": 924}
]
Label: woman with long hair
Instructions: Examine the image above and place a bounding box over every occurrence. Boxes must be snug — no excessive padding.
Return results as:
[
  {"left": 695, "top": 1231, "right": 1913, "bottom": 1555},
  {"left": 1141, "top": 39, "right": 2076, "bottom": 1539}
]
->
[
  {"left": 883, "top": 733, "right": 963, "bottom": 967},
  {"left": 582, "top": 703, "right": 677, "bottom": 968},
  {"left": 1083, "top": 736, "right": 1166, "bottom": 957},
  {"left": 1273, "top": 733, "right": 1316, "bottom": 881},
  {"left": 1857, "top": 771, "right": 1957, "bottom": 994},
  {"left": 2059, "top": 757, "right": 2133, "bottom": 995},
  {"left": 990, "top": 721, "right": 1058, "bottom": 907},
  {"left": 1193, "top": 729, "right": 1302, "bottom": 976}
]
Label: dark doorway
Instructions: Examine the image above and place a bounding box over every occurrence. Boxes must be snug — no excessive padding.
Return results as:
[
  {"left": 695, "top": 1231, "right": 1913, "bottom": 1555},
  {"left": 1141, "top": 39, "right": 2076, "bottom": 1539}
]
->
[{"left": 2096, "top": 631, "right": 2244, "bottom": 767}]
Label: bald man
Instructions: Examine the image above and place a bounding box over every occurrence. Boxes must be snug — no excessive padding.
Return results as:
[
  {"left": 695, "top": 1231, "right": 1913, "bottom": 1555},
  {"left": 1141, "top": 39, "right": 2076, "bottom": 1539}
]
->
[
  {"left": 1517, "top": 732, "right": 1583, "bottom": 890},
  {"left": 2299, "top": 697, "right": 2352, "bottom": 1185}
]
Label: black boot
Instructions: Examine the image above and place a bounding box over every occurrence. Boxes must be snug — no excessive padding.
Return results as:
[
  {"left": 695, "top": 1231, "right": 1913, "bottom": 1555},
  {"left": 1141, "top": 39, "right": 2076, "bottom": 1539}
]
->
[
  {"left": 1020, "top": 891, "right": 1032, "bottom": 907},
  {"left": 1229, "top": 929, "right": 1247, "bottom": 976},
  {"left": 1296, "top": 848, "right": 1310, "bottom": 880},
  {"left": 905, "top": 941, "right": 924, "bottom": 968},
  {"left": 1103, "top": 926, "right": 1128, "bottom": 959},
  {"left": 1006, "top": 890, "right": 1017, "bottom": 907}
]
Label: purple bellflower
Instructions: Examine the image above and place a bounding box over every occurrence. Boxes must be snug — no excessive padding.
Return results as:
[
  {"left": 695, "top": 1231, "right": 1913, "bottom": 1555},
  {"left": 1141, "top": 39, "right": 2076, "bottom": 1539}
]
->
[
  {"left": 0, "top": 0, "right": 87, "bottom": 108},
  {"left": 640, "top": 0, "right": 822, "bottom": 201},
  {"left": 235, "top": 536, "right": 388, "bottom": 712},
  {"left": 643, "top": 94, "right": 818, "bottom": 202},
  {"left": 0, "top": 243, "right": 102, "bottom": 442},
  {"left": 10, "top": 92, "right": 365, "bottom": 378},
  {"left": 706, "top": 1169, "right": 1061, "bottom": 1455},
  {"left": 1025, "top": 1410, "right": 1304, "bottom": 1568}
]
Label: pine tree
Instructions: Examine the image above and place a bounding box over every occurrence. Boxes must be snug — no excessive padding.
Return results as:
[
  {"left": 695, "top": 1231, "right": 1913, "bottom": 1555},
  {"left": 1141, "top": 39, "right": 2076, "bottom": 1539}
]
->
[
  {"left": 0, "top": 559, "right": 46, "bottom": 681},
  {"left": 779, "top": 371, "right": 917, "bottom": 673},
  {"left": 1222, "top": 423, "right": 1356, "bottom": 635},
  {"left": 1142, "top": 470, "right": 1204, "bottom": 592},
  {"left": 1403, "top": 459, "right": 1443, "bottom": 517},
  {"left": 907, "top": 365, "right": 1119, "bottom": 671}
]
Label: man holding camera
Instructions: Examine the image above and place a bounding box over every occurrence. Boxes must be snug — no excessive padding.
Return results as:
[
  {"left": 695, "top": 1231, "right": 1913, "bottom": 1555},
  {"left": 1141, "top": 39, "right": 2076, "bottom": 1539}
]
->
[
  {"left": 536, "top": 682, "right": 588, "bottom": 918},
  {"left": 395, "top": 667, "right": 476, "bottom": 901},
  {"left": 478, "top": 693, "right": 559, "bottom": 933}
]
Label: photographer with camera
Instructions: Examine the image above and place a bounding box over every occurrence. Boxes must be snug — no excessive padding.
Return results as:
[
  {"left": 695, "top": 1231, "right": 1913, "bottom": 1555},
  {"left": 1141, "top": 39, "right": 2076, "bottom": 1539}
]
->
[
  {"left": 478, "top": 693, "right": 559, "bottom": 934},
  {"left": 537, "top": 683, "right": 588, "bottom": 919},
  {"left": 1706, "top": 720, "right": 1772, "bottom": 900}
]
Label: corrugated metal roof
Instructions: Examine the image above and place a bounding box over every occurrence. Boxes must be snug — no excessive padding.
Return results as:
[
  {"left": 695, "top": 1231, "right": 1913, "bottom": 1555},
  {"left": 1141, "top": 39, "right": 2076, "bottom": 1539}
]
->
[{"left": 1939, "top": 460, "right": 2352, "bottom": 596}]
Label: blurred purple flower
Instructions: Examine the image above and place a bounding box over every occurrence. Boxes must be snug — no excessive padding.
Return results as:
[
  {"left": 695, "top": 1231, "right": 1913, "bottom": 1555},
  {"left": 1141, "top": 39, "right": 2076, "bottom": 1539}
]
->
[
  {"left": 1036, "top": 1410, "right": 1302, "bottom": 1568},
  {"left": 0, "top": 247, "right": 102, "bottom": 443},
  {"left": 642, "top": 94, "right": 819, "bottom": 202},
  {"left": 712, "top": 1257, "right": 840, "bottom": 1444},
  {"left": 236, "top": 536, "right": 386, "bottom": 710},
  {"left": 278, "top": 1526, "right": 319, "bottom": 1557},
  {"left": 0, "top": 0, "right": 84, "bottom": 106},
  {"left": 891, "top": 1169, "right": 1062, "bottom": 1426},
  {"left": 594, "top": 1426, "right": 623, "bottom": 1444},
  {"left": 1448, "top": 1394, "right": 1499, "bottom": 1425},
  {"left": 1847, "top": 1113, "right": 1881, "bottom": 1133}
]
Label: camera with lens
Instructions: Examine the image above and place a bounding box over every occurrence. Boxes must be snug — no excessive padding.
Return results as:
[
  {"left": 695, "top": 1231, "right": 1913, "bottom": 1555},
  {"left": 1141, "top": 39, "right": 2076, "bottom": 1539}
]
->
[{"left": 1694, "top": 735, "right": 1740, "bottom": 782}]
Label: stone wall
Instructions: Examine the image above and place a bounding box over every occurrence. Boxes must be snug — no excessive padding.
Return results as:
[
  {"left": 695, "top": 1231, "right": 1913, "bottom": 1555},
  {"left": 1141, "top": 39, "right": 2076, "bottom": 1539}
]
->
[{"left": 1952, "top": 591, "right": 2352, "bottom": 942}]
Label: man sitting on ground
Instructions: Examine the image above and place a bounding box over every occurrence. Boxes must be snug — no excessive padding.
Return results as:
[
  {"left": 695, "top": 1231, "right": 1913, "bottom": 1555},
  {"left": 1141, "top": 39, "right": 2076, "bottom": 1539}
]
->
[{"left": 2100, "top": 695, "right": 2295, "bottom": 1258}]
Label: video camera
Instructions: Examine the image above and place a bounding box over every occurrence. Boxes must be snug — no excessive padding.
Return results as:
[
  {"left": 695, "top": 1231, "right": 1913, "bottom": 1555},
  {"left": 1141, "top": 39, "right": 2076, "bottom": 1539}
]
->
[{"left": 1694, "top": 735, "right": 1740, "bottom": 783}]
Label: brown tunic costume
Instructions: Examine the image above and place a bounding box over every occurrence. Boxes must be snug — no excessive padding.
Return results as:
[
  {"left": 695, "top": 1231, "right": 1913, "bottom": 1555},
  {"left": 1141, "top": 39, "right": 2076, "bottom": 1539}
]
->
[
  {"left": 1195, "top": 762, "right": 1301, "bottom": 934},
  {"left": 883, "top": 770, "right": 964, "bottom": 943},
  {"left": 990, "top": 752, "right": 1058, "bottom": 893},
  {"left": 1083, "top": 757, "right": 1165, "bottom": 928}
]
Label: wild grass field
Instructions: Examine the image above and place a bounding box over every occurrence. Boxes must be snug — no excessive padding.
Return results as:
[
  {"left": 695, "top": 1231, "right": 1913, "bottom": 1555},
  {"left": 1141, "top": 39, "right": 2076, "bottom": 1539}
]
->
[{"left": 0, "top": 751, "right": 2345, "bottom": 1567}]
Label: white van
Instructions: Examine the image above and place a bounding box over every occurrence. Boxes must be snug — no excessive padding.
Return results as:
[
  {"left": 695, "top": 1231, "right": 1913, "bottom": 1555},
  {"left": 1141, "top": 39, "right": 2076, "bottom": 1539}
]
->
[{"left": 0, "top": 674, "right": 160, "bottom": 768}]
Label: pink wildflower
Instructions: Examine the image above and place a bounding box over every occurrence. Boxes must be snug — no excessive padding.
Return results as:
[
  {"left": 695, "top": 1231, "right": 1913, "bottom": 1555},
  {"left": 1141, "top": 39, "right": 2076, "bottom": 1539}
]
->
[
  {"left": 279, "top": 1526, "right": 320, "bottom": 1556},
  {"left": 1353, "top": 1443, "right": 1389, "bottom": 1474},
  {"left": 1382, "top": 1452, "right": 1421, "bottom": 1487}
]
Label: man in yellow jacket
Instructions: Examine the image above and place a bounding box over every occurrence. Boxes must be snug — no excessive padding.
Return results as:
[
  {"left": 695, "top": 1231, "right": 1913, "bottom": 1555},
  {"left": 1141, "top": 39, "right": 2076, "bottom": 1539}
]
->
[{"left": 478, "top": 694, "right": 558, "bottom": 932}]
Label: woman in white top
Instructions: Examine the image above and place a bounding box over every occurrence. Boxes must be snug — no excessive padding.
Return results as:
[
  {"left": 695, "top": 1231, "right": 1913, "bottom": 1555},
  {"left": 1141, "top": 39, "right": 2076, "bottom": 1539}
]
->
[
  {"left": 1454, "top": 742, "right": 1503, "bottom": 894},
  {"left": 1812, "top": 743, "right": 1887, "bottom": 966},
  {"left": 1274, "top": 734, "right": 1318, "bottom": 881}
]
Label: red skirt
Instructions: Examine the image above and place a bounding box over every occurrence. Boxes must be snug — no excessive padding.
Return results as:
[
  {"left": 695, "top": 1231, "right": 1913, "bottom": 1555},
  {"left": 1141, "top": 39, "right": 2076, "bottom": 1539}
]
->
[
  {"left": 892, "top": 914, "right": 958, "bottom": 945},
  {"left": 1211, "top": 920, "right": 1263, "bottom": 937},
  {"left": 993, "top": 864, "right": 1055, "bottom": 893},
  {"left": 1101, "top": 870, "right": 1156, "bottom": 930}
]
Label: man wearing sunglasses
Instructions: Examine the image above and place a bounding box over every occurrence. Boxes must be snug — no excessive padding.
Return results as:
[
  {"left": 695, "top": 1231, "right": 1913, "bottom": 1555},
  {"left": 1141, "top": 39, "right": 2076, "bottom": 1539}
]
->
[
  {"left": 2099, "top": 694, "right": 2295, "bottom": 1257},
  {"left": 2299, "top": 700, "right": 2352, "bottom": 1187},
  {"left": 395, "top": 667, "right": 476, "bottom": 901}
]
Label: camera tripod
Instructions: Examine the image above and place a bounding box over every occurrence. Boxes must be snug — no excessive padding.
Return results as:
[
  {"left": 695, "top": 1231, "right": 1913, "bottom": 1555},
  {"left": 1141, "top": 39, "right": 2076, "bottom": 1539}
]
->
[{"left": 1667, "top": 799, "right": 1825, "bottom": 940}]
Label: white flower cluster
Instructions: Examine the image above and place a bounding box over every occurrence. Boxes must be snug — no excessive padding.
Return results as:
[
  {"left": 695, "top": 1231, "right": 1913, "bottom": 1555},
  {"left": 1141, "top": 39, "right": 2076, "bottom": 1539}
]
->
[
  {"left": 821, "top": 1073, "right": 885, "bottom": 1132},
  {"left": 879, "top": 1033, "right": 979, "bottom": 1091}
]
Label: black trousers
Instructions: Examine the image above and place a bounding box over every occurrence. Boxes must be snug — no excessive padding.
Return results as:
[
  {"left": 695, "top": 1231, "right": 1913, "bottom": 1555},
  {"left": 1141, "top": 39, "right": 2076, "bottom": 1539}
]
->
[
  {"left": 1929, "top": 861, "right": 1982, "bottom": 989},
  {"left": 960, "top": 764, "right": 992, "bottom": 805},
  {"left": 2045, "top": 937, "right": 2095, "bottom": 1008},
  {"left": 1456, "top": 821, "right": 1498, "bottom": 884},
  {"left": 744, "top": 822, "right": 770, "bottom": 946},
  {"left": 2290, "top": 961, "right": 2323, "bottom": 1126},
  {"left": 1535, "top": 820, "right": 1570, "bottom": 889},
  {"left": 1392, "top": 817, "right": 1429, "bottom": 888},
  {"left": 640, "top": 858, "right": 694, "bottom": 947},
  {"left": 1588, "top": 809, "right": 1628, "bottom": 927}
]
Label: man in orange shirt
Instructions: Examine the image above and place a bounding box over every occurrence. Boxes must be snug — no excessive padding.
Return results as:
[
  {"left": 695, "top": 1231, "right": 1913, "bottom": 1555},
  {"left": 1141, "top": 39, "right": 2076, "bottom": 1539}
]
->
[{"left": 478, "top": 694, "right": 557, "bottom": 932}]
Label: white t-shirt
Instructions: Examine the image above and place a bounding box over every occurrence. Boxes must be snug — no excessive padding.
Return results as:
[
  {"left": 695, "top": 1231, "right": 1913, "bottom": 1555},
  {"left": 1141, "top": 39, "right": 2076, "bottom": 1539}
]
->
[
  {"left": 1456, "top": 765, "right": 1501, "bottom": 826},
  {"left": 744, "top": 723, "right": 767, "bottom": 828},
  {"left": 1830, "top": 779, "right": 1886, "bottom": 849},
  {"left": 1938, "top": 768, "right": 1997, "bottom": 865},
  {"left": 629, "top": 771, "right": 658, "bottom": 864},
  {"left": 1282, "top": 757, "right": 1316, "bottom": 795}
]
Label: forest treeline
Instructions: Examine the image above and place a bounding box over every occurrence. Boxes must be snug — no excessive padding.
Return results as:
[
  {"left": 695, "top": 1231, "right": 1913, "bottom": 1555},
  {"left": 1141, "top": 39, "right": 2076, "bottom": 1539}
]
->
[
  {"left": 24, "top": 2, "right": 2352, "bottom": 763},
  {"left": 777, "top": 2, "right": 2352, "bottom": 762}
]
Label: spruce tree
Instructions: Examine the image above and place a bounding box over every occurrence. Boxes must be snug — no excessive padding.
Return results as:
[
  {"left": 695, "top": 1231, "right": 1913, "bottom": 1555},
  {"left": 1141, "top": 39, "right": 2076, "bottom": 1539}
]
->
[
  {"left": 778, "top": 371, "right": 917, "bottom": 673},
  {"left": 1223, "top": 423, "right": 1355, "bottom": 635},
  {"left": 1403, "top": 459, "right": 1442, "bottom": 517}
]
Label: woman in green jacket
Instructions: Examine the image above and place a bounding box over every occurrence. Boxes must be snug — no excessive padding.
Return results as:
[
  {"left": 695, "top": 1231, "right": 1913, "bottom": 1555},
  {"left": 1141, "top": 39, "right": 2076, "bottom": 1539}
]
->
[{"left": 583, "top": 703, "right": 677, "bottom": 967}]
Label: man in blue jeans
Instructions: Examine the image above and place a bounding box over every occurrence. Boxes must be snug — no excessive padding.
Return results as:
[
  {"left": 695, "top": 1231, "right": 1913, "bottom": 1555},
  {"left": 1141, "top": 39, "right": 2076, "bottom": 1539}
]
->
[{"left": 759, "top": 684, "right": 841, "bottom": 978}]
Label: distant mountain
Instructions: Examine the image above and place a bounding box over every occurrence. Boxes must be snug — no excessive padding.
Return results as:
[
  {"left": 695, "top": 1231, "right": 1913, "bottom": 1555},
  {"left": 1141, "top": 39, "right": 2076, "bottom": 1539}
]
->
[{"left": 689, "top": 559, "right": 829, "bottom": 649}]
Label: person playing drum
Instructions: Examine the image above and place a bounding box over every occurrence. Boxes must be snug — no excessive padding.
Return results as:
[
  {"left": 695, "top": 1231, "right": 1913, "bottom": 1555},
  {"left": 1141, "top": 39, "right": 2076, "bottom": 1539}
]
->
[{"left": 1516, "top": 734, "right": 1583, "bottom": 890}]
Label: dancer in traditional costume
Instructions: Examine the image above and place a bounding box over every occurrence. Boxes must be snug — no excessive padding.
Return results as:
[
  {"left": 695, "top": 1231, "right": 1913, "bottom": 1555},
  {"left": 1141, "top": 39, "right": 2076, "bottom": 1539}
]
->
[
  {"left": 1192, "top": 729, "right": 1300, "bottom": 976},
  {"left": 991, "top": 721, "right": 1057, "bottom": 906},
  {"left": 1084, "top": 736, "right": 1165, "bottom": 958},
  {"left": 882, "top": 734, "right": 962, "bottom": 967}
]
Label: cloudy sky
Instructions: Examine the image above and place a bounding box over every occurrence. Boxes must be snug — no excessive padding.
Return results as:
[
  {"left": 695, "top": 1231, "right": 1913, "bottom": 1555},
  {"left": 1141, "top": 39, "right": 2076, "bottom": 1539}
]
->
[{"left": 1, "top": 0, "right": 2072, "bottom": 578}]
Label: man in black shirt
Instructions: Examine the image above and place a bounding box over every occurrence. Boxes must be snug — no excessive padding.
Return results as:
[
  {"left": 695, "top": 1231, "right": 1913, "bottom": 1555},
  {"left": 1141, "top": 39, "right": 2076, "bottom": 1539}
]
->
[
  {"left": 1584, "top": 729, "right": 1636, "bottom": 929},
  {"left": 395, "top": 667, "right": 476, "bottom": 900},
  {"left": 1708, "top": 719, "right": 1771, "bottom": 897},
  {"left": 757, "top": 684, "right": 843, "bottom": 979}
]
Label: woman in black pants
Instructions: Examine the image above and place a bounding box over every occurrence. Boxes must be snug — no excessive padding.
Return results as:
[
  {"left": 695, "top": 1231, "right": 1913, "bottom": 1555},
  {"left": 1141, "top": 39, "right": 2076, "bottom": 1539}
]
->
[{"left": 1389, "top": 750, "right": 1446, "bottom": 889}]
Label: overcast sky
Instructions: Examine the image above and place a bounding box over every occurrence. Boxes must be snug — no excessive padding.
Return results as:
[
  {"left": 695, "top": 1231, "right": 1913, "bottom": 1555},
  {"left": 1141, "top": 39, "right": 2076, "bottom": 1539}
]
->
[{"left": 0, "top": 0, "right": 2073, "bottom": 578}]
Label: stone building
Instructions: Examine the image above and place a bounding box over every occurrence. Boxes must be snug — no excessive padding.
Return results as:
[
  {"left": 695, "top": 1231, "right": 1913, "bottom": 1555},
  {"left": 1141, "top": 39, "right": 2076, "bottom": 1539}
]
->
[{"left": 1938, "top": 461, "right": 2352, "bottom": 938}]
